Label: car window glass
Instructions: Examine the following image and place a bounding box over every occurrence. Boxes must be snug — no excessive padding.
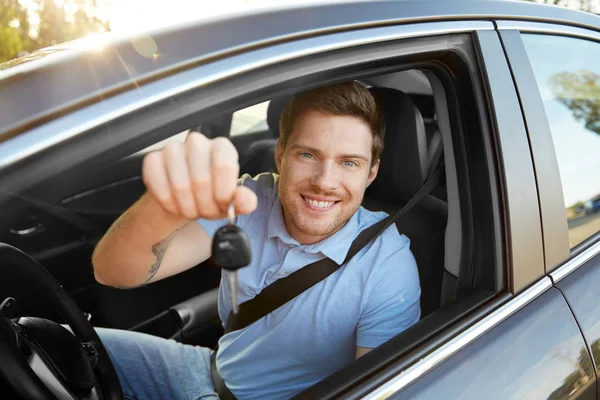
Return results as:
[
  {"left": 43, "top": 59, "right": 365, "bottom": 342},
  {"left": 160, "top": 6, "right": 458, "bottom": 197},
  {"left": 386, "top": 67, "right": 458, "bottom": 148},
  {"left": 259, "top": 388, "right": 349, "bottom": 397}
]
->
[
  {"left": 523, "top": 34, "right": 600, "bottom": 248},
  {"left": 230, "top": 101, "right": 269, "bottom": 136}
]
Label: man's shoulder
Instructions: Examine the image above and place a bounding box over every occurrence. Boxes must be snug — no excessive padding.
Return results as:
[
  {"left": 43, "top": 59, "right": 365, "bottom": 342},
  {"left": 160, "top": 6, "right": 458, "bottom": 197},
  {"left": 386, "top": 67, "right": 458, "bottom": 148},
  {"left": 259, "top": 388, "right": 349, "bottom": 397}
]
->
[
  {"left": 240, "top": 172, "right": 279, "bottom": 194},
  {"left": 237, "top": 173, "right": 280, "bottom": 228},
  {"left": 355, "top": 208, "right": 419, "bottom": 297},
  {"left": 355, "top": 206, "right": 409, "bottom": 254}
]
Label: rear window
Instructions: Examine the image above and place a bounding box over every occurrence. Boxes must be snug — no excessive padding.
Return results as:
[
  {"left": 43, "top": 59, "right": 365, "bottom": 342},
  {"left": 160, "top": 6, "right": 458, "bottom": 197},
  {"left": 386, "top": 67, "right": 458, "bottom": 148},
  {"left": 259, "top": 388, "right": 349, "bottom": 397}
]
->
[{"left": 230, "top": 101, "right": 270, "bottom": 137}]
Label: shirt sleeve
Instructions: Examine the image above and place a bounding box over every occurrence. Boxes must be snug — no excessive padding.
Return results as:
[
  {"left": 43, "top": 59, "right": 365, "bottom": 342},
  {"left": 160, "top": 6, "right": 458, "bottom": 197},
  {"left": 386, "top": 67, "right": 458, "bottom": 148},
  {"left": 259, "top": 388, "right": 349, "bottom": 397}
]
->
[{"left": 356, "top": 235, "right": 421, "bottom": 348}]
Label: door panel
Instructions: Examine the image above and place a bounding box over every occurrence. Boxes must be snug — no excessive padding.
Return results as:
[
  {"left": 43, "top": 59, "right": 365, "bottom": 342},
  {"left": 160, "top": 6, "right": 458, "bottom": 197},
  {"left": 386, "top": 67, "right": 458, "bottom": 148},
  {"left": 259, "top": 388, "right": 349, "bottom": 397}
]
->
[
  {"left": 554, "top": 247, "right": 600, "bottom": 399},
  {"left": 391, "top": 287, "right": 595, "bottom": 400}
]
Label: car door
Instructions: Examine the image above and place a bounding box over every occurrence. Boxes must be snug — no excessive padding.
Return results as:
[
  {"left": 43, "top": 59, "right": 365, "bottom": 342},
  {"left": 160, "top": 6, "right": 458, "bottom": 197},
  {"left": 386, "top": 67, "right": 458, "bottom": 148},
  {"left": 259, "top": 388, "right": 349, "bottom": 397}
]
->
[{"left": 499, "top": 21, "right": 600, "bottom": 400}]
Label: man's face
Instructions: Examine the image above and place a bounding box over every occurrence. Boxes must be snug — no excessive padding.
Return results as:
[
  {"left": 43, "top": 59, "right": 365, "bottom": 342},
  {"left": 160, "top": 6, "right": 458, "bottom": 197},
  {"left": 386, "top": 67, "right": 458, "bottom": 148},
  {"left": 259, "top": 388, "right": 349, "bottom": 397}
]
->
[{"left": 275, "top": 109, "right": 379, "bottom": 245}]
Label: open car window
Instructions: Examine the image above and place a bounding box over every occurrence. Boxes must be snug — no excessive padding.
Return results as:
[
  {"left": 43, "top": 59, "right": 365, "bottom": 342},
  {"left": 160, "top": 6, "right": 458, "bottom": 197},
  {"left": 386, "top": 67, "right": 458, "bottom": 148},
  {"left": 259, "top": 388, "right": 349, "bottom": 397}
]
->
[{"left": 230, "top": 101, "right": 270, "bottom": 137}]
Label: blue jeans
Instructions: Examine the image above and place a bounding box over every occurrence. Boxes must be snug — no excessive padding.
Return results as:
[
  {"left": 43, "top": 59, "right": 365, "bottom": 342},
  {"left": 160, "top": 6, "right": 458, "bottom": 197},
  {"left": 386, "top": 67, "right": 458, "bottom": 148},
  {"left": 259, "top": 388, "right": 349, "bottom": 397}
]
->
[{"left": 96, "top": 328, "right": 219, "bottom": 400}]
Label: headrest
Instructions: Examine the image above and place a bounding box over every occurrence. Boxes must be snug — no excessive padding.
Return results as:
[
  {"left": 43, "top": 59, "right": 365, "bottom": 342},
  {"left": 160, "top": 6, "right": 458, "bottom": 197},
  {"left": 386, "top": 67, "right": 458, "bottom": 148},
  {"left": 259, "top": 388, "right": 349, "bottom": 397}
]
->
[
  {"left": 200, "top": 114, "right": 232, "bottom": 138},
  {"left": 367, "top": 87, "right": 428, "bottom": 203},
  {"left": 266, "top": 96, "right": 293, "bottom": 138}
]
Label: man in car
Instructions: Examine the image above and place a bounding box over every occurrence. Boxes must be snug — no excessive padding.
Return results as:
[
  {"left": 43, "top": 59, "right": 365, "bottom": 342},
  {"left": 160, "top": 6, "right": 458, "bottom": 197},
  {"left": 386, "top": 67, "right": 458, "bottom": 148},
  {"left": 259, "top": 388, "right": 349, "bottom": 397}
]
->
[{"left": 92, "top": 81, "right": 421, "bottom": 400}]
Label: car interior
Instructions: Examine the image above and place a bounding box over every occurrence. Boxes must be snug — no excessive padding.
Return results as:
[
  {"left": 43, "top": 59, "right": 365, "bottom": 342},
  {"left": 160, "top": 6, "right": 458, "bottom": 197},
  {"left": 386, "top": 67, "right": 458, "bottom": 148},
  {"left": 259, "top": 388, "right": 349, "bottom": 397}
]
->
[{"left": 0, "top": 64, "right": 500, "bottom": 397}]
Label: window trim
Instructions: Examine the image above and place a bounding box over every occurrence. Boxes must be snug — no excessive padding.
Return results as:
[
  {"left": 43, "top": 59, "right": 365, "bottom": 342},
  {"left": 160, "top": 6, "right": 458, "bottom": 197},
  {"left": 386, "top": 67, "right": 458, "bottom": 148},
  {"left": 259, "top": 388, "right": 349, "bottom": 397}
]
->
[
  {"left": 499, "top": 22, "right": 600, "bottom": 276},
  {"left": 361, "top": 277, "right": 552, "bottom": 400},
  {"left": 497, "top": 28, "right": 570, "bottom": 272},
  {"left": 552, "top": 241, "right": 600, "bottom": 284},
  {"left": 475, "top": 30, "right": 545, "bottom": 293},
  {"left": 496, "top": 20, "right": 600, "bottom": 43}
]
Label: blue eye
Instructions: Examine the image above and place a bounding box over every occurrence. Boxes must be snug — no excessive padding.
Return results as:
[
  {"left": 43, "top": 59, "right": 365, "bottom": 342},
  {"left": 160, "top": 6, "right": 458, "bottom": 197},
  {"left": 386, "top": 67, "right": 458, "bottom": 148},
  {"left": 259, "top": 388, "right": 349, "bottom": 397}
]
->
[
  {"left": 299, "top": 152, "right": 314, "bottom": 160},
  {"left": 343, "top": 160, "right": 358, "bottom": 167}
]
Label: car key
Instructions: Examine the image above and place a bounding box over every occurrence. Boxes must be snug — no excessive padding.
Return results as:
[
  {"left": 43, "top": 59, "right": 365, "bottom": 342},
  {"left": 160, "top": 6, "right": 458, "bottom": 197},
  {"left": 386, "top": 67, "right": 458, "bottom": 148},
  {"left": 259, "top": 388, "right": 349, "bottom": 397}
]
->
[{"left": 210, "top": 203, "right": 252, "bottom": 314}]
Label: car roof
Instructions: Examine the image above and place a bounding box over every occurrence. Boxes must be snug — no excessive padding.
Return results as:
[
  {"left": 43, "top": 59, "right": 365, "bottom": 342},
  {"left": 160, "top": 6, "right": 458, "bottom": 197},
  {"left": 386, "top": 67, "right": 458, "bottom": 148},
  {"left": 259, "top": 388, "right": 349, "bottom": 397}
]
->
[{"left": 0, "top": 0, "right": 599, "bottom": 142}]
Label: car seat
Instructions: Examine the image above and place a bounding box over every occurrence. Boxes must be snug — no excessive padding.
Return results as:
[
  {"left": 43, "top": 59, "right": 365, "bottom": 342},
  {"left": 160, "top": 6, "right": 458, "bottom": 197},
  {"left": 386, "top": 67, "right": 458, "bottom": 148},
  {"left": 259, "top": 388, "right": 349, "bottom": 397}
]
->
[{"left": 363, "top": 87, "right": 448, "bottom": 318}]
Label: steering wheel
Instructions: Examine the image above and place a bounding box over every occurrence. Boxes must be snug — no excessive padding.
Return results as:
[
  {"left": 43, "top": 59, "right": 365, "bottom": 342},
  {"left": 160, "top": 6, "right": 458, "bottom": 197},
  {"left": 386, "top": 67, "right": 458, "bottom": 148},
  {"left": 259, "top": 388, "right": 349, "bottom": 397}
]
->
[{"left": 0, "top": 243, "right": 123, "bottom": 399}]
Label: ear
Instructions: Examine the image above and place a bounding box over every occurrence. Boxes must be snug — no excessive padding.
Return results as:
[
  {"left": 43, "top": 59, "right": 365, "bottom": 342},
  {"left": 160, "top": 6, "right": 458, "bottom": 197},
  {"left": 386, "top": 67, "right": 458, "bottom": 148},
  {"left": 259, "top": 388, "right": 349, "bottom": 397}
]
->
[
  {"left": 275, "top": 139, "right": 284, "bottom": 174},
  {"left": 366, "top": 158, "right": 380, "bottom": 187}
]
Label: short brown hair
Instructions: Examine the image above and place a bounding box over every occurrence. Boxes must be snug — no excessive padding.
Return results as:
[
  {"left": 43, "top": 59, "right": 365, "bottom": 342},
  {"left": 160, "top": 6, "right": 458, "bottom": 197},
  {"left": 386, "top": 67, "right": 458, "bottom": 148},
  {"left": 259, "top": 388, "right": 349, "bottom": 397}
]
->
[{"left": 279, "top": 82, "right": 385, "bottom": 162}]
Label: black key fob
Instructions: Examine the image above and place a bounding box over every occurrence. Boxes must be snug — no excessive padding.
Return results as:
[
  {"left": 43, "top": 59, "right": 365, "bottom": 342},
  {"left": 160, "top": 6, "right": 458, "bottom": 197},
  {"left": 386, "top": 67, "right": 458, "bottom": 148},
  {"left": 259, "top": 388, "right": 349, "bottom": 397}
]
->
[{"left": 210, "top": 224, "right": 252, "bottom": 271}]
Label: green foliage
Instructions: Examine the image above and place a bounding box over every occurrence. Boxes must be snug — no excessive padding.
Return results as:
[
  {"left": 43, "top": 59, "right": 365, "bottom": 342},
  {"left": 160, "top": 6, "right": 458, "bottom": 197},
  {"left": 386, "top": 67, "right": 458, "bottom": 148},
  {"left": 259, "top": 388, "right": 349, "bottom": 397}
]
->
[
  {"left": 550, "top": 70, "right": 600, "bottom": 136},
  {"left": 0, "top": 0, "right": 30, "bottom": 61},
  {"left": 0, "top": 0, "right": 108, "bottom": 63}
]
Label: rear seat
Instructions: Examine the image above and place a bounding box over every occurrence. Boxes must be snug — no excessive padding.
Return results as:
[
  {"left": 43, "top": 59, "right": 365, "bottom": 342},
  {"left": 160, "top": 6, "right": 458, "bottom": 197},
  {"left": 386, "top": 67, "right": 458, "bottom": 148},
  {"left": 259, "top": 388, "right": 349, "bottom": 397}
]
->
[{"left": 238, "top": 97, "right": 290, "bottom": 176}]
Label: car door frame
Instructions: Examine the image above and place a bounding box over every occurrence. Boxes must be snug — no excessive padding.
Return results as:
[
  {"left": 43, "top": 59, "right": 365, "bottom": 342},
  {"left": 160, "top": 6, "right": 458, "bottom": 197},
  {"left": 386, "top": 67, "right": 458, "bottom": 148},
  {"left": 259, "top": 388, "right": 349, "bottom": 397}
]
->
[
  {"left": 499, "top": 19, "right": 600, "bottom": 399},
  {"left": 496, "top": 20, "right": 600, "bottom": 268}
]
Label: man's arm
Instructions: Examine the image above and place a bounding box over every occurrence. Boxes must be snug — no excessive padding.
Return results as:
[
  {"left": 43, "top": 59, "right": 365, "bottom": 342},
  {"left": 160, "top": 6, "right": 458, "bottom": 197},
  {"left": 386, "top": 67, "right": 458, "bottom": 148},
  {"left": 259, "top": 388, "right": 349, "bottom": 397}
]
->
[
  {"left": 92, "top": 194, "right": 212, "bottom": 287},
  {"left": 92, "top": 133, "right": 257, "bottom": 288},
  {"left": 355, "top": 236, "right": 421, "bottom": 353}
]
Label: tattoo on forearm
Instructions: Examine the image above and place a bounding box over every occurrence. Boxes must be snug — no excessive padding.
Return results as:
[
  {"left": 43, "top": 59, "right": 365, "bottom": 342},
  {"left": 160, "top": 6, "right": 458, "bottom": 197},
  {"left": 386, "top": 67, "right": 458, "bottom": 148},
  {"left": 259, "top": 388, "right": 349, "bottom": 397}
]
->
[{"left": 143, "top": 223, "right": 190, "bottom": 284}]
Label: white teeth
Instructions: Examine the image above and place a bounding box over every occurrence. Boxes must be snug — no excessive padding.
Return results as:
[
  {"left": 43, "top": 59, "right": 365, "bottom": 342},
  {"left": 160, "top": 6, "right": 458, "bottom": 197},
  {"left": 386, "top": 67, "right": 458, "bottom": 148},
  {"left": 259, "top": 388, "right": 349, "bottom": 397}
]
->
[{"left": 303, "top": 197, "right": 335, "bottom": 208}]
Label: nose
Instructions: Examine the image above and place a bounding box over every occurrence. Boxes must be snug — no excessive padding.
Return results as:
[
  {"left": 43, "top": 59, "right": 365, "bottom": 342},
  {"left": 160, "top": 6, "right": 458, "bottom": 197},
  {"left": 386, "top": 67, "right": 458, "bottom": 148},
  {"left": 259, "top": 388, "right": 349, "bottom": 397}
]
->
[{"left": 311, "top": 161, "right": 338, "bottom": 192}]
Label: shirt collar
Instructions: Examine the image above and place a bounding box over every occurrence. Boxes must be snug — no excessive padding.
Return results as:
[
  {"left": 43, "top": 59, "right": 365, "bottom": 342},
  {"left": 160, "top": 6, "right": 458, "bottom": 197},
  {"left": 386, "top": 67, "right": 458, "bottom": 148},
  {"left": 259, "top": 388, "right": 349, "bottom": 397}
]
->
[{"left": 266, "top": 191, "right": 360, "bottom": 265}]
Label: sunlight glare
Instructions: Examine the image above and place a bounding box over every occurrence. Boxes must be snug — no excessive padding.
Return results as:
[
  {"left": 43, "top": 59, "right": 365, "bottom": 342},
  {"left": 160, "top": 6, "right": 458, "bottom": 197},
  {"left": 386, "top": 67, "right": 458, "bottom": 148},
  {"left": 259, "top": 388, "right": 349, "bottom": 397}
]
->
[
  {"left": 74, "top": 33, "right": 107, "bottom": 52},
  {"left": 64, "top": 1, "right": 79, "bottom": 15}
]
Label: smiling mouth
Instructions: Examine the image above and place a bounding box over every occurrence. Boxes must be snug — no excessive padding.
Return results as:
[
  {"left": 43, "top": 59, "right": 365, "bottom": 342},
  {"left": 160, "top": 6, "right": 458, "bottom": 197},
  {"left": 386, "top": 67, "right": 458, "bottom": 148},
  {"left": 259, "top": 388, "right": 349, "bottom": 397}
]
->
[{"left": 301, "top": 195, "right": 339, "bottom": 210}]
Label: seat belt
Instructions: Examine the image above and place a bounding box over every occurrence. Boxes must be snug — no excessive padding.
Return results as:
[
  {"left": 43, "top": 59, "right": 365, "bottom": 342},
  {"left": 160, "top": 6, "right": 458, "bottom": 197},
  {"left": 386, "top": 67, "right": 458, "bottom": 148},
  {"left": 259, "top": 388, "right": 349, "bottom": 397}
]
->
[{"left": 211, "top": 167, "right": 444, "bottom": 399}]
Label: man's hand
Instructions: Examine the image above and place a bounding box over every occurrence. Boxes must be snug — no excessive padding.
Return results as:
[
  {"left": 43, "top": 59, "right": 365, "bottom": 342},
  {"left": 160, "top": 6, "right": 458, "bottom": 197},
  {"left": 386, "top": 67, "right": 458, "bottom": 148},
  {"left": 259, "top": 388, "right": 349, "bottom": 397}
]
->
[
  {"left": 92, "top": 132, "right": 258, "bottom": 288},
  {"left": 142, "top": 132, "right": 258, "bottom": 221}
]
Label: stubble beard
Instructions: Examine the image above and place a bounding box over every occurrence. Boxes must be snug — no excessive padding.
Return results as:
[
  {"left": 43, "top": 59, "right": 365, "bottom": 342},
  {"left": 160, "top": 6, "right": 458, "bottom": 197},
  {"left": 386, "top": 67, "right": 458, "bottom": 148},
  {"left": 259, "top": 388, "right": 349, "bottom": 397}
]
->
[{"left": 279, "top": 185, "right": 363, "bottom": 241}]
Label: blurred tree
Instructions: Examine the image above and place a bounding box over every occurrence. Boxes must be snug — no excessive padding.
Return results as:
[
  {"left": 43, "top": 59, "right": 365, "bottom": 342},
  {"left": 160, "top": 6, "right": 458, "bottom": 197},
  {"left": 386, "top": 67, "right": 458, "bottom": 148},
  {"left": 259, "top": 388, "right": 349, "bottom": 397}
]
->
[
  {"left": 0, "top": 0, "right": 31, "bottom": 61},
  {"left": 0, "top": 0, "right": 109, "bottom": 63},
  {"left": 550, "top": 70, "right": 600, "bottom": 136},
  {"left": 36, "top": 0, "right": 108, "bottom": 48},
  {"left": 547, "top": 347, "right": 593, "bottom": 400}
]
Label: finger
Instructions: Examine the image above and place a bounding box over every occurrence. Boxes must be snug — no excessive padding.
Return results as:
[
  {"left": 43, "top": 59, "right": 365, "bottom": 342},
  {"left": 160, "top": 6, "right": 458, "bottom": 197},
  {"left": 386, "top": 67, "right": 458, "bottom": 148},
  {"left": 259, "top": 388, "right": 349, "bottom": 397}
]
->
[
  {"left": 163, "top": 143, "right": 198, "bottom": 219},
  {"left": 210, "top": 137, "right": 239, "bottom": 212},
  {"left": 186, "top": 132, "right": 221, "bottom": 219},
  {"left": 142, "top": 151, "right": 178, "bottom": 214},
  {"left": 234, "top": 186, "right": 258, "bottom": 215}
]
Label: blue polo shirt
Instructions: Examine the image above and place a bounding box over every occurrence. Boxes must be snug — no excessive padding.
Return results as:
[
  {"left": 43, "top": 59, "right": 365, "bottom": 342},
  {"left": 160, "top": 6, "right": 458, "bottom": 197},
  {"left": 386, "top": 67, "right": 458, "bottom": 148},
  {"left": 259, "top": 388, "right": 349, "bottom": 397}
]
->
[{"left": 198, "top": 173, "right": 420, "bottom": 400}]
